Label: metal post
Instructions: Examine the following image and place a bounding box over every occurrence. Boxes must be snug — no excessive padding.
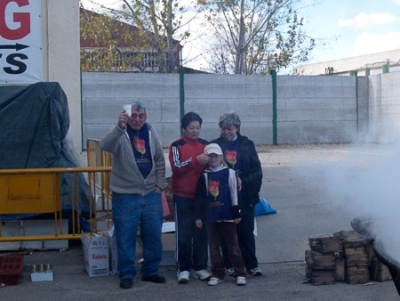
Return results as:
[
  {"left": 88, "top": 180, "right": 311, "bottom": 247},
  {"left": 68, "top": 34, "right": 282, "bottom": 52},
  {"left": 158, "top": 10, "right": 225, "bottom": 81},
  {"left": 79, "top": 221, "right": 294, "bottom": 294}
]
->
[
  {"left": 382, "top": 63, "right": 389, "bottom": 74},
  {"left": 179, "top": 67, "right": 185, "bottom": 136},
  {"left": 270, "top": 69, "right": 277, "bottom": 145}
]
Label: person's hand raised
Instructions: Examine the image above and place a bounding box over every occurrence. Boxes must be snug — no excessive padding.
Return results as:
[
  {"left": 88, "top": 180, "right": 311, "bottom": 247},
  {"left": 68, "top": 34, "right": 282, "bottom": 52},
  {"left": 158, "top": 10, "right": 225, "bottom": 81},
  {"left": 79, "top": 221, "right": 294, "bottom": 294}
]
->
[
  {"left": 197, "top": 153, "right": 209, "bottom": 165},
  {"left": 118, "top": 110, "right": 130, "bottom": 129}
]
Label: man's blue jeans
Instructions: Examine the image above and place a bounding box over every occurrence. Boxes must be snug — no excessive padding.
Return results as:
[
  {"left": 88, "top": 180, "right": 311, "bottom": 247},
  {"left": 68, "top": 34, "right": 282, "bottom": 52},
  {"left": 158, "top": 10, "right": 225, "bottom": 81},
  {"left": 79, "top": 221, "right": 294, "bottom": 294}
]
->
[{"left": 112, "top": 190, "right": 163, "bottom": 280}]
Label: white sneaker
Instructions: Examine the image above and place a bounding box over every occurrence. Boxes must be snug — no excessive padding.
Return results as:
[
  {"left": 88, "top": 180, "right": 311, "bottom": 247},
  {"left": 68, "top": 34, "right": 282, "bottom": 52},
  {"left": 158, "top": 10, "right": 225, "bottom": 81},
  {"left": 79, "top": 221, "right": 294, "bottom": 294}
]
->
[
  {"left": 177, "top": 271, "right": 190, "bottom": 284},
  {"left": 236, "top": 276, "right": 246, "bottom": 286},
  {"left": 194, "top": 269, "right": 211, "bottom": 280},
  {"left": 226, "top": 268, "right": 234, "bottom": 276},
  {"left": 207, "top": 277, "right": 224, "bottom": 286}
]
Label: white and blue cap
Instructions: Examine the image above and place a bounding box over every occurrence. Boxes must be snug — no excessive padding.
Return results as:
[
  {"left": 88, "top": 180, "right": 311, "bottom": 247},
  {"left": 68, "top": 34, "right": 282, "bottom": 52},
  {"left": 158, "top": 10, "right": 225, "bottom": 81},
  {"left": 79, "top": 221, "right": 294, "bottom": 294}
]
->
[{"left": 204, "top": 143, "right": 223, "bottom": 155}]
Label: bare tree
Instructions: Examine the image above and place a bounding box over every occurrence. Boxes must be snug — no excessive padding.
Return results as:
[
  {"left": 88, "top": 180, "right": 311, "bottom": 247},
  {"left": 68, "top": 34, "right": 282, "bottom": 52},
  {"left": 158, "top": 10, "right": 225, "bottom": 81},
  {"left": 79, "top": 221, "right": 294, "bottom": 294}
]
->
[
  {"left": 203, "top": 0, "right": 315, "bottom": 74},
  {"left": 80, "top": 0, "right": 204, "bottom": 72}
]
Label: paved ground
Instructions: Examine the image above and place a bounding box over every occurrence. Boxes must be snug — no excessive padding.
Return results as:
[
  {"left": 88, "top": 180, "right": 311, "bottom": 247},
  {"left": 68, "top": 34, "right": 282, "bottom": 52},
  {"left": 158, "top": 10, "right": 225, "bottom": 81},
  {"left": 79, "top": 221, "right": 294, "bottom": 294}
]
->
[{"left": 1, "top": 144, "right": 399, "bottom": 300}]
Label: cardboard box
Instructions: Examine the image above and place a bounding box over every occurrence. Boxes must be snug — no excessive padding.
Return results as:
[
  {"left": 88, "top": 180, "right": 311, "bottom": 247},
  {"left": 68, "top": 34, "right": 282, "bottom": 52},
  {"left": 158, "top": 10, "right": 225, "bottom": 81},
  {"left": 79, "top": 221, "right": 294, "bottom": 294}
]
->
[
  {"left": 107, "top": 226, "right": 118, "bottom": 275},
  {"left": 162, "top": 233, "right": 176, "bottom": 251},
  {"left": 161, "top": 222, "right": 176, "bottom": 252},
  {"left": 31, "top": 271, "right": 53, "bottom": 282},
  {"left": 81, "top": 232, "right": 109, "bottom": 277},
  {"left": 30, "top": 263, "right": 53, "bottom": 281},
  {"left": 90, "top": 216, "right": 113, "bottom": 233}
]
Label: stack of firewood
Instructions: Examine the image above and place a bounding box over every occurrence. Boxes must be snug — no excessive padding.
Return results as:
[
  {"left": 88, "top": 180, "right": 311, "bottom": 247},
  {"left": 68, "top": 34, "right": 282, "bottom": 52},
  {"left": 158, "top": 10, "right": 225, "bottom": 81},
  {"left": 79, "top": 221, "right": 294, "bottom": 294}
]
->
[{"left": 305, "top": 230, "right": 391, "bottom": 285}]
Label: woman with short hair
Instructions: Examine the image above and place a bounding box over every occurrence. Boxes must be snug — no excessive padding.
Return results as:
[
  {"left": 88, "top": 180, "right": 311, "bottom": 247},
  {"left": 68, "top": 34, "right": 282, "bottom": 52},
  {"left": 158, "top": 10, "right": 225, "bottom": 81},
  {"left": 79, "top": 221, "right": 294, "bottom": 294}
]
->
[
  {"left": 169, "top": 111, "right": 211, "bottom": 284},
  {"left": 212, "top": 112, "right": 263, "bottom": 277}
]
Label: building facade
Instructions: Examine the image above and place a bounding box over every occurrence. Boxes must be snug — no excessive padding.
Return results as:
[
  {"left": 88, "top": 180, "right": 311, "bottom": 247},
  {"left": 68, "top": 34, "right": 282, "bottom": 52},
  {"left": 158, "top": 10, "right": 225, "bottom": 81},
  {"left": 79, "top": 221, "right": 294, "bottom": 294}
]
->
[
  {"left": 80, "top": 8, "right": 182, "bottom": 73},
  {"left": 295, "top": 49, "right": 400, "bottom": 76}
]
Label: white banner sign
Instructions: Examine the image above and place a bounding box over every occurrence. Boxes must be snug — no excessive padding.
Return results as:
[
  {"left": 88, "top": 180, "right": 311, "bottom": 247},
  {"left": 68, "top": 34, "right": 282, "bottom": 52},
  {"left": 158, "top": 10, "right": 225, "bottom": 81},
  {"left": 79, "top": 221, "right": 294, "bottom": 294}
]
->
[{"left": 0, "top": 0, "right": 43, "bottom": 84}]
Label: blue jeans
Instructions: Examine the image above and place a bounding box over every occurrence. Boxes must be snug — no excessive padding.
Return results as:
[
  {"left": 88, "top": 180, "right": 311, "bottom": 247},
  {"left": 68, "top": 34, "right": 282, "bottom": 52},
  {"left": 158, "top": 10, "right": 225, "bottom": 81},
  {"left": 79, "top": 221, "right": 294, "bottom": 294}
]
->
[
  {"left": 112, "top": 190, "right": 163, "bottom": 280},
  {"left": 174, "top": 195, "right": 208, "bottom": 272}
]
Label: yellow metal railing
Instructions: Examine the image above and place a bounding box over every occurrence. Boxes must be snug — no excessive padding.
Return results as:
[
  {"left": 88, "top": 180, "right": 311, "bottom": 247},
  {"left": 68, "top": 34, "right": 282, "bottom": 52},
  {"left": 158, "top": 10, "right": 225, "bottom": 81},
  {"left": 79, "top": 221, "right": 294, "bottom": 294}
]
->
[
  {"left": 0, "top": 166, "right": 111, "bottom": 242},
  {"left": 86, "top": 139, "right": 112, "bottom": 212}
]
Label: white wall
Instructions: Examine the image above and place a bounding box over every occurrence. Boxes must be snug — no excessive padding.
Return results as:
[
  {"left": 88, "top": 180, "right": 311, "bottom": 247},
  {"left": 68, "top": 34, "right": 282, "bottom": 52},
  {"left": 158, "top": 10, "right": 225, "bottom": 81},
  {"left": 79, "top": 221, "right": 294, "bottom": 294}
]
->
[{"left": 42, "top": 0, "right": 81, "bottom": 152}]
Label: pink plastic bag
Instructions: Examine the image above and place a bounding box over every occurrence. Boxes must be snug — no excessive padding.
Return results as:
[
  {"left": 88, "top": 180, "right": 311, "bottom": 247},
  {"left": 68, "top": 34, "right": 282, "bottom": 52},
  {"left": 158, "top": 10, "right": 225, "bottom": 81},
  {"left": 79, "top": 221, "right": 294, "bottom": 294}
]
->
[{"left": 162, "top": 191, "right": 170, "bottom": 217}]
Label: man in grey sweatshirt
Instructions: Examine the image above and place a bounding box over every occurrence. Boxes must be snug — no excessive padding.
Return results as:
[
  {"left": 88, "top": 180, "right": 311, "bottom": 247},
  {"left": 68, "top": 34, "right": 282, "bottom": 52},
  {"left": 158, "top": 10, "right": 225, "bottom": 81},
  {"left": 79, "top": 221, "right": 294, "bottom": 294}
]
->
[{"left": 100, "top": 101, "right": 166, "bottom": 289}]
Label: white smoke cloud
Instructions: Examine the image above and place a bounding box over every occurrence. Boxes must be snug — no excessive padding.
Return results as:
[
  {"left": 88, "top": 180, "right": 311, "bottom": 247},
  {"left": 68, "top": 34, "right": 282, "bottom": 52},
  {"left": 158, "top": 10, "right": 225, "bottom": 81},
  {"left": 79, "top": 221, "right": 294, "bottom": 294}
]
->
[{"left": 320, "top": 142, "right": 400, "bottom": 260}]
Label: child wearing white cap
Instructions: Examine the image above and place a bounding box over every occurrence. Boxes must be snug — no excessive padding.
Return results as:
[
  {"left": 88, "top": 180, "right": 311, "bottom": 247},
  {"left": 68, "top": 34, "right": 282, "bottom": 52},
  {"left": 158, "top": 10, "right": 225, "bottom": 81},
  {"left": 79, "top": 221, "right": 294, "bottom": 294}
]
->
[{"left": 194, "top": 143, "right": 246, "bottom": 286}]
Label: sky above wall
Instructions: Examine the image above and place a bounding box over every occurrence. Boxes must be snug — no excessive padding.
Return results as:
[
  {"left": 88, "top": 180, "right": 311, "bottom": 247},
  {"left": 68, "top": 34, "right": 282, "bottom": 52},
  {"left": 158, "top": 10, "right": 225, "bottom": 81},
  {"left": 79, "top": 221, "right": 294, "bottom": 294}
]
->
[{"left": 80, "top": 0, "right": 400, "bottom": 71}]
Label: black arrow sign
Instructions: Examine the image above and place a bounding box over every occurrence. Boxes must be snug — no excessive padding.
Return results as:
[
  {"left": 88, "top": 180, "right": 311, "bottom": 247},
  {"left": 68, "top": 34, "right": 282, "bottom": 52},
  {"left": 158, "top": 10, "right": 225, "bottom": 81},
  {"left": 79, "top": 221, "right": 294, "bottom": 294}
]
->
[{"left": 0, "top": 43, "right": 30, "bottom": 51}]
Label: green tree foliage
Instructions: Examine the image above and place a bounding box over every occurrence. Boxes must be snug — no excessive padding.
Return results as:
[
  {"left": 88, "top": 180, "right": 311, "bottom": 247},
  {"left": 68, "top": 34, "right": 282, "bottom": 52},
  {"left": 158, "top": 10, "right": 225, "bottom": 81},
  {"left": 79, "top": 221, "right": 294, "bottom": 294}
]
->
[{"left": 202, "top": 0, "right": 315, "bottom": 74}]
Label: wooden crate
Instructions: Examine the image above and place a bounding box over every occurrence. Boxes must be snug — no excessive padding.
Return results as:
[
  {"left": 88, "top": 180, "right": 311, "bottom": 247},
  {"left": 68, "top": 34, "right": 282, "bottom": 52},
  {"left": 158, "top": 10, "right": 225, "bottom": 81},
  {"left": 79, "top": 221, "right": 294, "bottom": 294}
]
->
[
  {"left": 335, "top": 257, "right": 345, "bottom": 282},
  {"left": 370, "top": 257, "right": 392, "bottom": 282},
  {"left": 344, "top": 247, "right": 369, "bottom": 266},
  {"left": 344, "top": 246, "right": 370, "bottom": 284},
  {"left": 306, "top": 268, "right": 336, "bottom": 286},
  {"left": 309, "top": 234, "right": 342, "bottom": 253},
  {"left": 335, "top": 230, "right": 373, "bottom": 249},
  {"left": 346, "top": 265, "right": 370, "bottom": 284},
  {"left": 305, "top": 250, "right": 336, "bottom": 269}
]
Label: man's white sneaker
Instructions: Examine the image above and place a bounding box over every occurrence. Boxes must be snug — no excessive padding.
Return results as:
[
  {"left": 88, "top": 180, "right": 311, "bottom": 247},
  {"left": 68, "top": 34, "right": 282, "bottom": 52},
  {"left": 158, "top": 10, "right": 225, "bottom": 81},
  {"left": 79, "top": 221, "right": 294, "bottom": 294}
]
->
[
  {"left": 177, "top": 271, "right": 190, "bottom": 284},
  {"left": 194, "top": 269, "right": 211, "bottom": 280},
  {"left": 207, "top": 277, "right": 224, "bottom": 286},
  {"left": 236, "top": 276, "right": 246, "bottom": 286},
  {"left": 226, "top": 268, "right": 234, "bottom": 276},
  {"left": 250, "top": 267, "right": 263, "bottom": 276}
]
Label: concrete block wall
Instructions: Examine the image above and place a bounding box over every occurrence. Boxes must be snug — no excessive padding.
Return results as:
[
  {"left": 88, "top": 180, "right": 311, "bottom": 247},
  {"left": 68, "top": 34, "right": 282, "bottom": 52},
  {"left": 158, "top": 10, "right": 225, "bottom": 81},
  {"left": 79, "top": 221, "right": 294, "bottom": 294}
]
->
[
  {"left": 184, "top": 74, "right": 273, "bottom": 144},
  {"left": 276, "top": 76, "right": 358, "bottom": 144},
  {"left": 82, "top": 72, "right": 181, "bottom": 148},
  {"left": 369, "top": 72, "right": 400, "bottom": 143},
  {"left": 82, "top": 72, "right": 372, "bottom": 148}
]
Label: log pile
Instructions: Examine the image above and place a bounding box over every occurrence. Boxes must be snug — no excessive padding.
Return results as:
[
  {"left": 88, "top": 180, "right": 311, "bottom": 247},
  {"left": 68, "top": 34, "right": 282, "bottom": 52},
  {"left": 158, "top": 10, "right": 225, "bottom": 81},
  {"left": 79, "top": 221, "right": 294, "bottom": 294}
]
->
[{"left": 305, "top": 230, "right": 391, "bottom": 285}]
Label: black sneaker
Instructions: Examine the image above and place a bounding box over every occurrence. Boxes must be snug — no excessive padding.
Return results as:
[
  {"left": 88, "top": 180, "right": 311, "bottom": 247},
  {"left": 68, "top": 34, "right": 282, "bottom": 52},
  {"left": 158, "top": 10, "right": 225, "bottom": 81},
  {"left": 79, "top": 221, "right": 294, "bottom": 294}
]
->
[
  {"left": 120, "top": 278, "right": 133, "bottom": 289},
  {"left": 142, "top": 274, "right": 166, "bottom": 283}
]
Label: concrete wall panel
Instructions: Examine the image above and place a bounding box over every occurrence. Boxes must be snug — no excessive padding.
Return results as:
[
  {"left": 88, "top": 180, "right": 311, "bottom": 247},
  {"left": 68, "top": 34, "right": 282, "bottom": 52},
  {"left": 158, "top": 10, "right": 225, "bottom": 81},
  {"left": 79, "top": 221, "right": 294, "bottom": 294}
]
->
[
  {"left": 369, "top": 72, "right": 400, "bottom": 143},
  {"left": 277, "top": 121, "right": 356, "bottom": 144},
  {"left": 82, "top": 72, "right": 373, "bottom": 148}
]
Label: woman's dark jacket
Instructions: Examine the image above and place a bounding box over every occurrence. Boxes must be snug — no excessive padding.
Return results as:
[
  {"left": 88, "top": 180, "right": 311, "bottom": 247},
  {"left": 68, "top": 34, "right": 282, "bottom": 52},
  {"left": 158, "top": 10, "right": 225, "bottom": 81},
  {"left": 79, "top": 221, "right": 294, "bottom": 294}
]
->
[{"left": 212, "top": 133, "right": 263, "bottom": 207}]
